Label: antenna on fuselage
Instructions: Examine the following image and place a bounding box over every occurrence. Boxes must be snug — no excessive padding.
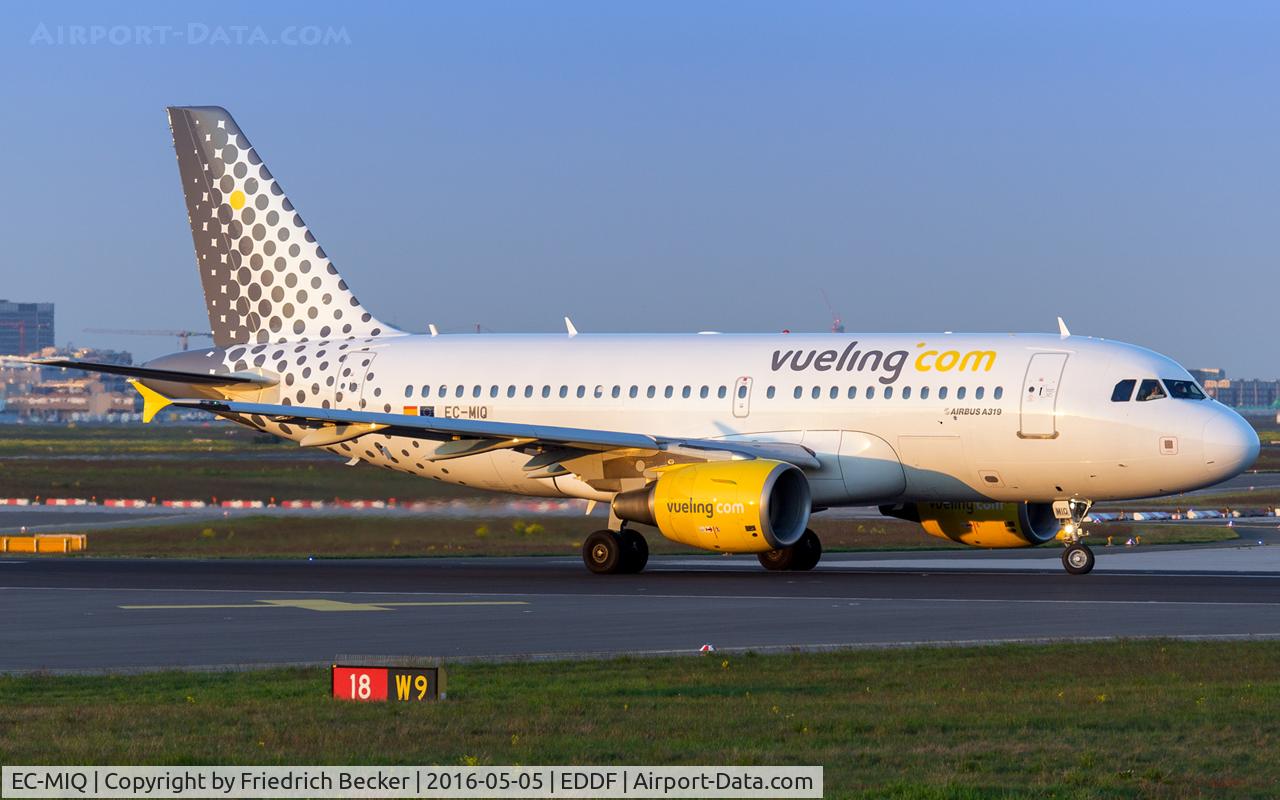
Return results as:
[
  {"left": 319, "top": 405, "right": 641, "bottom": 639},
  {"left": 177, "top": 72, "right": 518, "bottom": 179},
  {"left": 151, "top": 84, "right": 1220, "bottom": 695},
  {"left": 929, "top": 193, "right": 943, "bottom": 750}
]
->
[
  {"left": 1057, "top": 317, "right": 1071, "bottom": 339},
  {"left": 564, "top": 317, "right": 579, "bottom": 338},
  {"left": 428, "top": 324, "right": 439, "bottom": 337}
]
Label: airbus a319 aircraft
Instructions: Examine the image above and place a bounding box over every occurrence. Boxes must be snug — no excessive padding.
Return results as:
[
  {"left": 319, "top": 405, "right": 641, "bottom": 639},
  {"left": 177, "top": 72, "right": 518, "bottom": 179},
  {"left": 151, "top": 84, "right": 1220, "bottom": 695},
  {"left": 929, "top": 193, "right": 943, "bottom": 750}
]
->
[{"left": 31, "top": 107, "right": 1260, "bottom": 575}]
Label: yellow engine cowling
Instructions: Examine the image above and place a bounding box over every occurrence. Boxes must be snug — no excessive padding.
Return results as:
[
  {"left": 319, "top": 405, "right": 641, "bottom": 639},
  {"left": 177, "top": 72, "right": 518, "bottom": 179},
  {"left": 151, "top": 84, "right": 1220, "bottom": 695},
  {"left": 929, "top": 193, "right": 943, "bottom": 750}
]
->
[
  {"left": 882, "top": 501, "right": 1062, "bottom": 548},
  {"left": 611, "top": 460, "right": 811, "bottom": 553}
]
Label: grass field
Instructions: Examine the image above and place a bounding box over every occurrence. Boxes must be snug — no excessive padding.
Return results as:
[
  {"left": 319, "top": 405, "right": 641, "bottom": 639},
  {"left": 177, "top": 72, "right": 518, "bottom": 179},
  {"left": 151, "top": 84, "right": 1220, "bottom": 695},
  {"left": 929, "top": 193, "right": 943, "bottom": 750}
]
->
[
  {"left": 2, "top": 640, "right": 1278, "bottom": 798},
  {"left": 0, "top": 455, "right": 476, "bottom": 503},
  {"left": 14, "top": 515, "right": 1237, "bottom": 558}
]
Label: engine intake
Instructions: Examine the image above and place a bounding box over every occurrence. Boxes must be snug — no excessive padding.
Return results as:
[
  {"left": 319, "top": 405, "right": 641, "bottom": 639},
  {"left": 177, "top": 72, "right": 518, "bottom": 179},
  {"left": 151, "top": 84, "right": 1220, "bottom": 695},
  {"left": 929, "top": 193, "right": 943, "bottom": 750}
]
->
[
  {"left": 881, "top": 501, "right": 1061, "bottom": 548},
  {"left": 612, "top": 459, "right": 811, "bottom": 553}
]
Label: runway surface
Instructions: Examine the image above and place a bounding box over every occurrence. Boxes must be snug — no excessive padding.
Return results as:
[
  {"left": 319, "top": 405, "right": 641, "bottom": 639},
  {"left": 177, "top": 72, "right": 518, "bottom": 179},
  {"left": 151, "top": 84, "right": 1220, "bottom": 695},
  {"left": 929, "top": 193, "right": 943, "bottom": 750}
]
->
[{"left": 3, "top": 538, "right": 1279, "bottom": 673}]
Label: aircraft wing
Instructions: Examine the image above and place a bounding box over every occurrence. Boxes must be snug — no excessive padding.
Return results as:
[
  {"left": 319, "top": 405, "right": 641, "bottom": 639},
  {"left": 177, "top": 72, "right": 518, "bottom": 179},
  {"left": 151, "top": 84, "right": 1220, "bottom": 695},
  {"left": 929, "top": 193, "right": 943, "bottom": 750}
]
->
[{"left": 137, "top": 387, "right": 820, "bottom": 469}]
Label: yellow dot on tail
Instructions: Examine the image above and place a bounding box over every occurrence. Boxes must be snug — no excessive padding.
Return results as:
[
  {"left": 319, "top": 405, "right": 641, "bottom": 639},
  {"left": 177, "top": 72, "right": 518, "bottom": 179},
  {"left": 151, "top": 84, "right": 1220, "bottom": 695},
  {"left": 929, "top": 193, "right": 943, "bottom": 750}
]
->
[{"left": 229, "top": 190, "right": 246, "bottom": 210}]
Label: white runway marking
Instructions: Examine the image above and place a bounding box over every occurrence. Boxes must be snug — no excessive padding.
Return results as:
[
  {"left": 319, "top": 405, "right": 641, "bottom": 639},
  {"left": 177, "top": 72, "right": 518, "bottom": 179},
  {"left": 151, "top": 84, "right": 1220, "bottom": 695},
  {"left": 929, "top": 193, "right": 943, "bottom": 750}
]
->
[{"left": 3, "top": 585, "right": 1279, "bottom": 607}]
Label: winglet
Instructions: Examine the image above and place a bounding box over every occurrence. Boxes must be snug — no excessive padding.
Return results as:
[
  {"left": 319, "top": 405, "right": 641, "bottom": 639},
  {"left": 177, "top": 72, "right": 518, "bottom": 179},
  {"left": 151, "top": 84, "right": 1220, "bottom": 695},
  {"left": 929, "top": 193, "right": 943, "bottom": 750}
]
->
[
  {"left": 1057, "top": 316, "right": 1071, "bottom": 338},
  {"left": 129, "top": 379, "right": 173, "bottom": 423},
  {"left": 564, "top": 316, "right": 578, "bottom": 338}
]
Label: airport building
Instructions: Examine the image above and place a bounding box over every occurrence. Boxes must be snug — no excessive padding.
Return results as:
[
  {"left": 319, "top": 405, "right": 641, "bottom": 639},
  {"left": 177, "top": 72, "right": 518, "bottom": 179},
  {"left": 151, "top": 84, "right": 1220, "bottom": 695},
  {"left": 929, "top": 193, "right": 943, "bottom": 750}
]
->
[
  {"left": 1191, "top": 368, "right": 1280, "bottom": 410},
  {"left": 0, "top": 347, "right": 139, "bottom": 422},
  {"left": 0, "top": 299, "right": 55, "bottom": 356}
]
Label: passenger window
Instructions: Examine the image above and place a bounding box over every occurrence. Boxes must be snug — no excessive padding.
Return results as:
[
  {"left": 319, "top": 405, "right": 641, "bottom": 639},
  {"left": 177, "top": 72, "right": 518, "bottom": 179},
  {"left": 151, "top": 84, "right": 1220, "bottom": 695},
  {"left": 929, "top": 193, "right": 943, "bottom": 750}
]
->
[
  {"left": 421, "top": 385, "right": 431, "bottom": 398},
  {"left": 524, "top": 385, "right": 534, "bottom": 398},
  {"left": 472, "top": 385, "right": 482, "bottom": 398},
  {"left": 738, "top": 385, "right": 748, "bottom": 399},
  {"left": 646, "top": 386, "right": 656, "bottom": 399},
  {"left": 1163, "top": 379, "right": 1206, "bottom": 400},
  {"left": 766, "top": 386, "right": 776, "bottom": 399},
  {"left": 489, "top": 385, "right": 499, "bottom": 398},
  {"left": 559, "top": 386, "right": 569, "bottom": 398},
  {"left": 994, "top": 386, "right": 1003, "bottom": 400},
  {"left": 956, "top": 387, "right": 966, "bottom": 400},
  {"left": 700, "top": 385, "right": 709, "bottom": 399},
  {"left": 592, "top": 385, "right": 603, "bottom": 399},
  {"left": 404, "top": 385, "right": 413, "bottom": 398},
  {"left": 1136, "top": 379, "right": 1166, "bottom": 402},
  {"left": 455, "top": 385, "right": 464, "bottom": 398},
  {"left": 718, "top": 386, "right": 727, "bottom": 399},
  {"left": 865, "top": 386, "right": 875, "bottom": 399},
  {"left": 829, "top": 386, "right": 838, "bottom": 399},
  {"left": 920, "top": 386, "right": 930, "bottom": 399},
  {"left": 541, "top": 385, "right": 551, "bottom": 398},
  {"left": 883, "top": 386, "right": 893, "bottom": 399},
  {"left": 902, "top": 386, "right": 912, "bottom": 399},
  {"left": 848, "top": 386, "right": 857, "bottom": 399},
  {"left": 974, "top": 387, "right": 984, "bottom": 400},
  {"left": 507, "top": 385, "right": 517, "bottom": 398},
  {"left": 611, "top": 385, "right": 620, "bottom": 399},
  {"left": 939, "top": 386, "right": 948, "bottom": 400},
  {"left": 576, "top": 385, "right": 586, "bottom": 399},
  {"left": 682, "top": 386, "right": 691, "bottom": 399},
  {"left": 439, "top": 385, "right": 448, "bottom": 398},
  {"left": 629, "top": 386, "right": 638, "bottom": 399},
  {"left": 1111, "top": 379, "right": 1136, "bottom": 402},
  {"left": 811, "top": 386, "right": 821, "bottom": 399},
  {"left": 664, "top": 386, "right": 674, "bottom": 399},
  {"left": 794, "top": 386, "right": 803, "bottom": 399}
]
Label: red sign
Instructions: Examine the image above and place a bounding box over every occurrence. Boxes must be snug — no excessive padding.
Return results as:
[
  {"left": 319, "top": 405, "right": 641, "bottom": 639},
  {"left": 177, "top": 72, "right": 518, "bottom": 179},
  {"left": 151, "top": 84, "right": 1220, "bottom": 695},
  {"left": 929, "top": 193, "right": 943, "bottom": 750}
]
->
[
  {"left": 331, "top": 665, "right": 445, "bottom": 702},
  {"left": 332, "top": 666, "right": 388, "bottom": 701}
]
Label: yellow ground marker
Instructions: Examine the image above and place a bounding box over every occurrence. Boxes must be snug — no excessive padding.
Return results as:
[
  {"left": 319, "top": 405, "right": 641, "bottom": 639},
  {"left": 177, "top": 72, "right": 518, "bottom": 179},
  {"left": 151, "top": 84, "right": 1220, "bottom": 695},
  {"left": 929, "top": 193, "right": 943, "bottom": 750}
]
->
[
  {"left": 1, "top": 534, "right": 86, "bottom": 553},
  {"left": 119, "top": 599, "right": 528, "bottom": 612}
]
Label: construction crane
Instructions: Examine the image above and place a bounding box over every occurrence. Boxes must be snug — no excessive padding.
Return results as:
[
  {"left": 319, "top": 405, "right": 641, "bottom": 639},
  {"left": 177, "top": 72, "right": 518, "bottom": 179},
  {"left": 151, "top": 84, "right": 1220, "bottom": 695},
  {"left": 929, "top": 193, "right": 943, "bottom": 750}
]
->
[
  {"left": 84, "top": 328, "right": 214, "bottom": 351},
  {"left": 820, "top": 290, "right": 845, "bottom": 334}
]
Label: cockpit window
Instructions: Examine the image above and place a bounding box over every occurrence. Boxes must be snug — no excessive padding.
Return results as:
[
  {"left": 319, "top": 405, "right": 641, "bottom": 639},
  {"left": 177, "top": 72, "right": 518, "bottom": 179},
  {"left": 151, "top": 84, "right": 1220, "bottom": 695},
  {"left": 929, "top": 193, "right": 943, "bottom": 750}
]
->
[
  {"left": 1136, "top": 378, "right": 1166, "bottom": 401},
  {"left": 1163, "top": 379, "right": 1206, "bottom": 400},
  {"left": 1111, "top": 379, "right": 1136, "bottom": 402}
]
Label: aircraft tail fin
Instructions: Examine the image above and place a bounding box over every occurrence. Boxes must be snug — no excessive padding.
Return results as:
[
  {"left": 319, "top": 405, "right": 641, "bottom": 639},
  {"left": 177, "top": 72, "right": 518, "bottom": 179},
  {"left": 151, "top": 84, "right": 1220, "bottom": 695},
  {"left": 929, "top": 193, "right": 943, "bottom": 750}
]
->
[{"left": 167, "top": 106, "right": 397, "bottom": 347}]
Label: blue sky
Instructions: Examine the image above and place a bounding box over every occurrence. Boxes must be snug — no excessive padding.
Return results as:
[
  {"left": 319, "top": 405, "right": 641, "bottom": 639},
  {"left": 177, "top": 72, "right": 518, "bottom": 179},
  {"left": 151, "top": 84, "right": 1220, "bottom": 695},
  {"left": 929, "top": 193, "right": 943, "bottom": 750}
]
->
[{"left": 1, "top": 2, "right": 1276, "bottom": 375}]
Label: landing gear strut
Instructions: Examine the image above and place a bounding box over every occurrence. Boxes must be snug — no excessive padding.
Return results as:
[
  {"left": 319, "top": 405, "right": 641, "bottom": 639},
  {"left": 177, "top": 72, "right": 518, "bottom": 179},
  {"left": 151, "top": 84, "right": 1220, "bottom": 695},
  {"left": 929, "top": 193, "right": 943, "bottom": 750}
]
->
[
  {"left": 582, "top": 528, "right": 648, "bottom": 575},
  {"left": 758, "top": 529, "right": 822, "bottom": 572},
  {"left": 1055, "top": 499, "right": 1095, "bottom": 575}
]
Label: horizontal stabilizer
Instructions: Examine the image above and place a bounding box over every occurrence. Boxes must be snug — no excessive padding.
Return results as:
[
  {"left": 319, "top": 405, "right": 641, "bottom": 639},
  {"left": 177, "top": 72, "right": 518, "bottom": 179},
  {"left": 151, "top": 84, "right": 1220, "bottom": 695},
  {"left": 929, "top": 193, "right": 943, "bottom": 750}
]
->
[{"left": 18, "top": 359, "right": 277, "bottom": 387}]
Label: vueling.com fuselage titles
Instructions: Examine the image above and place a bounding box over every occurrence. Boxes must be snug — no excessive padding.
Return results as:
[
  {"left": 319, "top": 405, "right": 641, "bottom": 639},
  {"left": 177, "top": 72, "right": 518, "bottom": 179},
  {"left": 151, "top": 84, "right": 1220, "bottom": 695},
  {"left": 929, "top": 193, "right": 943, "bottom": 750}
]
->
[{"left": 769, "top": 341, "right": 996, "bottom": 384}]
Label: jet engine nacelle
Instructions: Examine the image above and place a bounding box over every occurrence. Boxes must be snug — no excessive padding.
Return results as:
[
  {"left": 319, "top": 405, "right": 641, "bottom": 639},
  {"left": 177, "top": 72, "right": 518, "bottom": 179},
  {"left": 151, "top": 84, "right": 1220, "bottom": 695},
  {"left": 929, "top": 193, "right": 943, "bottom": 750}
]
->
[
  {"left": 881, "top": 501, "right": 1062, "bottom": 548},
  {"left": 612, "top": 460, "right": 811, "bottom": 553}
]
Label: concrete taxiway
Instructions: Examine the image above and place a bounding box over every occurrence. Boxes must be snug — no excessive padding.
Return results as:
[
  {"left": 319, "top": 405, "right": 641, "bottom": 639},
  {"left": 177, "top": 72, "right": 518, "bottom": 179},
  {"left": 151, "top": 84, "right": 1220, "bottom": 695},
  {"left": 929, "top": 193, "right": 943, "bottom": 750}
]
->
[{"left": 3, "top": 541, "right": 1279, "bottom": 673}]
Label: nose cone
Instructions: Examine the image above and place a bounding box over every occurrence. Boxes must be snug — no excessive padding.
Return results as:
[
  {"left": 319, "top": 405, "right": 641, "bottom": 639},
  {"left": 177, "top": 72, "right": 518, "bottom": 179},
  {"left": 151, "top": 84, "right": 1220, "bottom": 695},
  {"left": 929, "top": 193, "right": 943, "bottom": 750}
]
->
[{"left": 1202, "top": 411, "right": 1260, "bottom": 482}]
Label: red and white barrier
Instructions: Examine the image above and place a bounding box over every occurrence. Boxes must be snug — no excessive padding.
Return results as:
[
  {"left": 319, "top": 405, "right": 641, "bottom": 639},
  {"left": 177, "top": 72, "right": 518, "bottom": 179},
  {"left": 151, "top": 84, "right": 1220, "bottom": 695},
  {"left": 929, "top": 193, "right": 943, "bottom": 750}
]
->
[
  {"left": 336, "top": 500, "right": 387, "bottom": 509},
  {"left": 219, "top": 500, "right": 266, "bottom": 509},
  {"left": 44, "top": 498, "right": 90, "bottom": 507},
  {"left": 279, "top": 500, "right": 327, "bottom": 509},
  {"left": 103, "top": 499, "right": 150, "bottom": 508},
  {"left": 161, "top": 499, "right": 208, "bottom": 509},
  {"left": 0, "top": 498, "right": 31, "bottom": 506}
]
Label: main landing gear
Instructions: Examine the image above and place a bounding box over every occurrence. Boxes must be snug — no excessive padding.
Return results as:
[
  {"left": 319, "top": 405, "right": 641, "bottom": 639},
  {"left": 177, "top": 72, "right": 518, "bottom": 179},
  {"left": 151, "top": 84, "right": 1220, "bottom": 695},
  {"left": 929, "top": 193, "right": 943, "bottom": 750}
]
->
[
  {"left": 1056, "top": 499, "right": 1095, "bottom": 575},
  {"left": 758, "top": 529, "right": 822, "bottom": 572},
  {"left": 582, "top": 528, "right": 649, "bottom": 575}
]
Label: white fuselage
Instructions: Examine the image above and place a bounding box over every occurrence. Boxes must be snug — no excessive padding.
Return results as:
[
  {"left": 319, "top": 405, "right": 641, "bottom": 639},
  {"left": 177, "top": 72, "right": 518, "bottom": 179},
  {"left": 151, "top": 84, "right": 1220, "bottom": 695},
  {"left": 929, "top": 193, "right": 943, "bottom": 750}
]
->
[{"left": 157, "top": 330, "right": 1259, "bottom": 507}]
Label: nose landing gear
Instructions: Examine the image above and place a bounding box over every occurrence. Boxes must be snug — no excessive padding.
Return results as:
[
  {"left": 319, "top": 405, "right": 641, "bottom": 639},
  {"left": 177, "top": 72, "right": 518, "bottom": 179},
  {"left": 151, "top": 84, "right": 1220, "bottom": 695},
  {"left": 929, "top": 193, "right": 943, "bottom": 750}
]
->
[{"left": 1055, "top": 499, "right": 1095, "bottom": 575}]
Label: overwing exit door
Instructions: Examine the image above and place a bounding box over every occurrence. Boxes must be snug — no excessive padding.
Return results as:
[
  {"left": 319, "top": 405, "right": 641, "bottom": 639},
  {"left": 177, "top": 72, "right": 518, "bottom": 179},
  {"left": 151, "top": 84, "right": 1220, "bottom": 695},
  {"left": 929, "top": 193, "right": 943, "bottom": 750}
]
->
[{"left": 1019, "top": 352, "right": 1068, "bottom": 439}]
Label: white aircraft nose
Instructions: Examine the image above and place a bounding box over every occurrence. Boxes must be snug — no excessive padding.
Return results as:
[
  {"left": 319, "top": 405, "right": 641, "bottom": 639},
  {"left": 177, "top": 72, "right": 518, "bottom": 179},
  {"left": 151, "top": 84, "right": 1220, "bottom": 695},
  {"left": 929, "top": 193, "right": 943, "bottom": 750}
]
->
[{"left": 1203, "top": 411, "right": 1260, "bottom": 481}]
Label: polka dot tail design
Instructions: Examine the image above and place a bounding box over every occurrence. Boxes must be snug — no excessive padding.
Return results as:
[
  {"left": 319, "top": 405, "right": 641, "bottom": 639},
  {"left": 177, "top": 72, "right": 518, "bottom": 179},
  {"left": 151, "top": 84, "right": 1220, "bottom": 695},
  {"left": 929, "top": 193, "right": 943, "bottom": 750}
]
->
[{"left": 167, "top": 106, "right": 394, "bottom": 348}]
